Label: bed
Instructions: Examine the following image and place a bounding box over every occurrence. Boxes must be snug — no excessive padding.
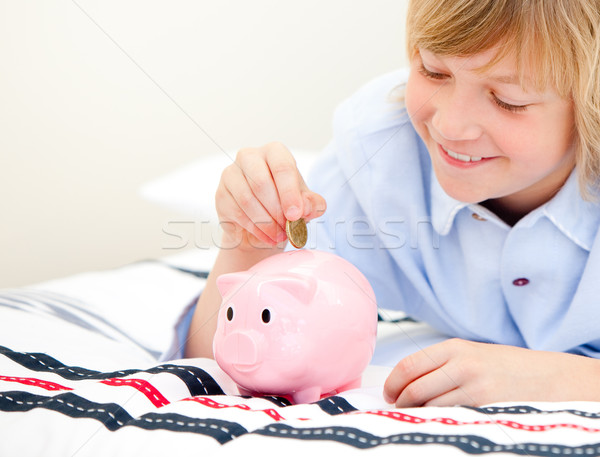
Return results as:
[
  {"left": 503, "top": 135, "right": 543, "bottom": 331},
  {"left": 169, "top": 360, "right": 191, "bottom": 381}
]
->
[
  {"left": 3, "top": 155, "right": 600, "bottom": 456},
  {"left": 2, "top": 248, "right": 600, "bottom": 456}
]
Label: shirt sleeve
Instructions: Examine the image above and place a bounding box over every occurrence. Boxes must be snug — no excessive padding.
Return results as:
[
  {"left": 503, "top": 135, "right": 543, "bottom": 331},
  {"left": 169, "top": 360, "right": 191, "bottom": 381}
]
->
[{"left": 158, "top": 297, "right": 199, "bottom": 362}]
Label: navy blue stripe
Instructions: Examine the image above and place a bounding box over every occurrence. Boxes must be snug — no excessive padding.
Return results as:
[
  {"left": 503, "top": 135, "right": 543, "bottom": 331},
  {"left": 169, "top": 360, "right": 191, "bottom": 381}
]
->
[
  {"left": 0, "top": 391, "right": 246, "bottom": 443},
  {"left": 135, "top": 412, "right": 247, "bottom": 443},
  {"left": 256, "top": 395, "right": 293, "bottom": 407},
  {"left": 147, "top": 365, "right": 224, "bottom": 396},
  {"left": 316, "top": 396, "right": 357, "bottom": 415},
  {"left": 0, "top": 346, "right": 224, "bottom": 396},
  {"left": 0, "top": 390, "right": 133, "bottom": 431},
  {"left": 254, "top": 424, "right": 600, "bottom": 455},
  {"left": 466, "top": 405, "right": 600, "bottom": 419}
]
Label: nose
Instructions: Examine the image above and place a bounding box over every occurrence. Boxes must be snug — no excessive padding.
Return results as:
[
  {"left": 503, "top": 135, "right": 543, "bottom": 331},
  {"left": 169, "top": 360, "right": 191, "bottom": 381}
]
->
[
  {"left": 220, "top": 331, "right": 259, "bottom": 367},
  {"left": 431, "top": 91, "right": 482, "bottom": 142}
]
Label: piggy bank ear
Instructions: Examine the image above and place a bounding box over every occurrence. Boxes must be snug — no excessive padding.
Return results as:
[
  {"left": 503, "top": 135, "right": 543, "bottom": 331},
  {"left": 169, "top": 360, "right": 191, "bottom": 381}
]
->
[
  {"left": 216, "top": 272, "right": 252, "bottom": 298},
  {"left": 264, "top": 274, "right": 317, "bottom": 304}
]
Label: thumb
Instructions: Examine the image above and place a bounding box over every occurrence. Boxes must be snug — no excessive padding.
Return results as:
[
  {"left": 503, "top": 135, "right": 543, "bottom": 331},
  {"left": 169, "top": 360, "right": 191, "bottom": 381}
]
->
[{"left": 302, "top": 190, "right": 327, "bottom": 221}]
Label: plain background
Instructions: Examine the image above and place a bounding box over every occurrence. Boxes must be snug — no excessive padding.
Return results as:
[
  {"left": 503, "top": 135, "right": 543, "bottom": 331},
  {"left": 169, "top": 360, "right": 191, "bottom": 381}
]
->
[{"left": 0, "top": 1, "right": 409, "bottom": 288}]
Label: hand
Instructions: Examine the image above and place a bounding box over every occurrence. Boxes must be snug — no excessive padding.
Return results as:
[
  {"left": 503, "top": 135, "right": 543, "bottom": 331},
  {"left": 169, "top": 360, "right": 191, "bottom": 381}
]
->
[
  {"left": 215, "top": 142, "right": 326, "bottom": 250},
  {"left": 383, "top": 338, "right": 600, "bottom": 407}
]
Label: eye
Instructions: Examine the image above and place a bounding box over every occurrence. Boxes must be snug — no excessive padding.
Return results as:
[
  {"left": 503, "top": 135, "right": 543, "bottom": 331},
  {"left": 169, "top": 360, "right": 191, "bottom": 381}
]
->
[
  {"left": 492, "top": 94, "right": 529, "bottom": 113},
  {"left": 261, "top": 309, "right": 271, "bottom": 324},
  {"left": 226, "top": 307, "right": 234, "bottom": 321},
  {"left": 418, "top": 63, "right": 447, "bottom": 81}
]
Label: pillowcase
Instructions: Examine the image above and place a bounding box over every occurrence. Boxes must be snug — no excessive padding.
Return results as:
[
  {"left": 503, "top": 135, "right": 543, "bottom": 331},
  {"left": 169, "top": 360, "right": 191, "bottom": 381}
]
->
[{"left": 139, "top": 149, "right": 319, "bottom": 220}]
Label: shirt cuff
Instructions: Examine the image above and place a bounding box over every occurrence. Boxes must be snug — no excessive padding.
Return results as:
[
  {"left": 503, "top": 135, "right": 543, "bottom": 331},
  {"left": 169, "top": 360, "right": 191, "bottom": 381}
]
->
[{"left": 158, "top": 297, "right": 198, "bottom": 362}]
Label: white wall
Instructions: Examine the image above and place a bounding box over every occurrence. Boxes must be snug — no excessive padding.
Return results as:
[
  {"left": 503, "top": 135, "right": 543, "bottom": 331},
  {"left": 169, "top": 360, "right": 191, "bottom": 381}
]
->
[{"left": 0, "top": 1, "right": 408, "bottom": 287}]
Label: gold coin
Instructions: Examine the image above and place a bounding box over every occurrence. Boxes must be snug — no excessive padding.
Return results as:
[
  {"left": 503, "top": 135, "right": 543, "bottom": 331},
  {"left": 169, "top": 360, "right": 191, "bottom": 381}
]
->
[{"left": 285, "top": 218, "right": 307, "bottom": 249}]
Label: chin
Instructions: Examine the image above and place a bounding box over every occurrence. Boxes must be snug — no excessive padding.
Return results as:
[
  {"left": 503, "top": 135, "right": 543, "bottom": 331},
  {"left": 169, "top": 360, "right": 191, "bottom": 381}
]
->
[{"left": 435, "top": 176, "right": 487, "bottom": 204}]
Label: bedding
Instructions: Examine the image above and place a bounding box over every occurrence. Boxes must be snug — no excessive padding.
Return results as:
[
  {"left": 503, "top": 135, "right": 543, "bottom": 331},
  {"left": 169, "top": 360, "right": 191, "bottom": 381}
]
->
[
  {"left": 139, "top": 150, "right": 319, "bottom": 221},
  {"left": 2, "top": 252, "right": 600, "bottom": 456}
]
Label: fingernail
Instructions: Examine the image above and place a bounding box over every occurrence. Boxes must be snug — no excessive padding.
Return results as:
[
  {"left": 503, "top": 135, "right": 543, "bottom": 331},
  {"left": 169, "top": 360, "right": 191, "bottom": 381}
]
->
[
  {"left": 286, "top": 206, "right": 301, "bottom": 220},
  {"left": 382, "top": 391, "right": 393, "bottom": 404}
]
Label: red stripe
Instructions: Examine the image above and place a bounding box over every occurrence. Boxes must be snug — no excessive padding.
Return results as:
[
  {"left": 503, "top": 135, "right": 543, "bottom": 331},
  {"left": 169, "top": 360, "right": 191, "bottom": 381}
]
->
[
  {"left": 0, "top": 376, "right": 72, "bottom": 391},
  {"left": 100, "top": 378, "right": 170, "bottom": 407},
  {"left": 365, "top": 410, "right": 600, "bottom": 433},
  {"left": 185, "top": 396, "right": 285, "bottom": 421}
]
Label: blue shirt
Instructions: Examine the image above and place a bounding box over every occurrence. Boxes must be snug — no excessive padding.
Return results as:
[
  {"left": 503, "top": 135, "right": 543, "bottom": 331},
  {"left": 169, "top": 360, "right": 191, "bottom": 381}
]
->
[{"left": 306, "top": 69, "right": 600, "bottom": 357}]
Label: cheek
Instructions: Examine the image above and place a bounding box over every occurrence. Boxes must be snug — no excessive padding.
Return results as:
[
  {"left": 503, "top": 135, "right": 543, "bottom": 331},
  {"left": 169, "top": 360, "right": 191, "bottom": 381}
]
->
[
  {"left": 546, "top": 108, "right": 576, "bottom": 160},
  {"left": 404, "top": 73, "right": 421, "bottom": 118},
  {"left": 405, "top": 72, "right": 432, "bottom": 134},
  {"left": 498, "top": 116, "right": 572, "bottom": 165}
]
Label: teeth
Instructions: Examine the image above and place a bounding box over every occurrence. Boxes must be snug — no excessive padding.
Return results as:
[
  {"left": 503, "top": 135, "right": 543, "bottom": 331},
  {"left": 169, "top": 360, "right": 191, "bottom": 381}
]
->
[{"left": 446, "top": 148, "right": 482, "bottom": 162}]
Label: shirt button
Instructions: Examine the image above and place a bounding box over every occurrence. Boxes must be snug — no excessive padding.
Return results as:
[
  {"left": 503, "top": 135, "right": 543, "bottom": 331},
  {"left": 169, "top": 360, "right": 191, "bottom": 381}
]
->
[
  {"left": 512, "top": 278, "right": 530, "bottom": 286},
  {"left": 472, "top": 213, "right": 487, "bottom": 221}
]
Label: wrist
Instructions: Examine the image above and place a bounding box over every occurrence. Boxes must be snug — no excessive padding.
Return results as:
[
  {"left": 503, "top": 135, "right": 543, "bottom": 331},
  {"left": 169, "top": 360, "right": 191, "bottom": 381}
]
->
[
  {"left": 218, "top": 230, "right": 286, "bottom": 255},
  {"left": 216, "top": 232, "right": 286, "bottom": 270}
]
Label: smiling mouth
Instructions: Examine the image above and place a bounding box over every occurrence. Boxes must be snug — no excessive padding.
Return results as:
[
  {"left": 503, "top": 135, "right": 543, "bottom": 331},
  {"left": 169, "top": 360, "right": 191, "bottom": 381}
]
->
[{"left": 441, "top": 145, "right": 483, "bottom": 163}]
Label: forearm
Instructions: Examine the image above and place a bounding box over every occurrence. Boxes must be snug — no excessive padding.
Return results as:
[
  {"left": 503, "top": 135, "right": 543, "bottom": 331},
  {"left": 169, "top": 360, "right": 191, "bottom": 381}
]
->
[{"left": 184, "top": 234, "right": 285, "bottom": 359}]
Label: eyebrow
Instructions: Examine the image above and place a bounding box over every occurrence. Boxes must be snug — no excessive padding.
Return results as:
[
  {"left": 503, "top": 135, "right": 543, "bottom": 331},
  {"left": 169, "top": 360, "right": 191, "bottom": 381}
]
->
[
  {"left": 419, "top": 49, "right": 529, "bottom": 88},
  {"left": 489, "top": 74, "right": 520, "bottom": 85}
]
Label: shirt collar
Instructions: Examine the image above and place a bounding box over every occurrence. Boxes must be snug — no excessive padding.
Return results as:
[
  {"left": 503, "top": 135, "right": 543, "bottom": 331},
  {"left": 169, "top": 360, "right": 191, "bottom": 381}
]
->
[
  {"left": 430, "top": 168, "right": 600, "bottom": 249},
  {"left": 543, "top": 170, "right": 600, "bottom": 251},
  {"left": 430, "top": 173, "right": 466, "bottom": 236}
]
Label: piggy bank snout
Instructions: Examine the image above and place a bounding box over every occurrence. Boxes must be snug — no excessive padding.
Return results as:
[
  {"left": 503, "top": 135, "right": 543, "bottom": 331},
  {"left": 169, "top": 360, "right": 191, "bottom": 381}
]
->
[{"left": 220, "top": 331, "right": 262, "bottom": 371}]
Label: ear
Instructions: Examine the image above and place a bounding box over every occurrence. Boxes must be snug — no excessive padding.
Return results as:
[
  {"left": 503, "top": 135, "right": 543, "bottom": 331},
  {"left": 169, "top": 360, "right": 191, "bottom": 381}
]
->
[
  {"left": 262, "top": 274, "right": 317, "bottom": 304},
  {"left": 216, "top": 272, "right": 253, "bottom": 298}
]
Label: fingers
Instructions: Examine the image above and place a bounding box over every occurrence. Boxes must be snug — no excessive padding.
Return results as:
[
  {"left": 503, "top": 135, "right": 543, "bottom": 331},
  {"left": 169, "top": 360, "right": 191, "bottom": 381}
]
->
[
  {"left": 383, "top": 339, "right": 479, "bottom": 407},
  {"left": 302, "top": 188, "right": 327, "bottom": 221},
  {"left": 384, "top": 344, "right": 448, "bottom": 403},
  {"left": 264, "top": 143, "right": 327, "bottom": 222},
  {"left": 215, "top": 142, "right": 326, "bottom": 248},
  {"left": 265, "top": 144, "right": 305, "bottom": 221},
  {"left": 423, "top": 388, "right": 475, "bottom": 407},
  {"left": 392, "top": 365, "right": 464, "bottom": 407},
  {"left": 217, "top": 168, "right": 285, "bottom": 245}
]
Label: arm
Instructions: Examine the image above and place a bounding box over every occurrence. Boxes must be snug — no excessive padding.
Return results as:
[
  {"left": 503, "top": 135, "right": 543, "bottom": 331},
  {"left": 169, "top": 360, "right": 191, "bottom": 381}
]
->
[
  {"left": 184, "top": 238, "right": 284, "bottom": 359},
  {"left": 383, "top": 338, "right": 600, "bottom": 407},
  {"left": 184, "top": 142, "right": 326, "bottom": 359}
]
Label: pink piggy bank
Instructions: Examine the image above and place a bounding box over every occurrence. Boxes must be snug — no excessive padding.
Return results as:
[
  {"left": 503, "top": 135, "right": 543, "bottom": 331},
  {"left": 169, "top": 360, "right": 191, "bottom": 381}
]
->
[{"left": 213, "top": 249, "right": 378, "bottom": 404}]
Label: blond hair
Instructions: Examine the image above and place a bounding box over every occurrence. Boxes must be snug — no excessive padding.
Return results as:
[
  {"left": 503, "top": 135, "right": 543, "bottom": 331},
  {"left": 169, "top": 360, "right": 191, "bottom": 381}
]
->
[{"left": 406, "top": 0, "right": 600, "bottom": 198}]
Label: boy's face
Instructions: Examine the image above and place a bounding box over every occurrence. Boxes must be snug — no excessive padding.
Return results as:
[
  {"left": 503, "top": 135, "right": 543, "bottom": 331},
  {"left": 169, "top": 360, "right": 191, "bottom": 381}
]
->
[{"left": 405, "top": 47, "right": 576, "bottom": 217}]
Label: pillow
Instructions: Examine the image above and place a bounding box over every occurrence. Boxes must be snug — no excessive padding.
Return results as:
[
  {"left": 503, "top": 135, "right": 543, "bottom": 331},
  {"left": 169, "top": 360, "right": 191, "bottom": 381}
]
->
[
  {"left": 30, "top": 259, "right": 209, "bottom": 358},
  {"left": 139, "top": 149, "right": 320, "bottom": 220}
]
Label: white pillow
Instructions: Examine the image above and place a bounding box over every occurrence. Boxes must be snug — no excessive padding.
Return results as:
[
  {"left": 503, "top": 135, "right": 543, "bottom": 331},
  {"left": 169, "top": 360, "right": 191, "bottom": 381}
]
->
[
  {"left": 30, "top": 260, "right": 208, "bottom": 357},
  {"left": 139, "top": 149, "right": 320, "bottom": 221}
]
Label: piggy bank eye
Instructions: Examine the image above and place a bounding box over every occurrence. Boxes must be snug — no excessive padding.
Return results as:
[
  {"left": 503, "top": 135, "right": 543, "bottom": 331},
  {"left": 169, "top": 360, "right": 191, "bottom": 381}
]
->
[
  {"left": 261, "top": 308, "right": 271, "bottom": 324},
  {"left": 226, "top": 306, "right": 234, "bottom": 321}
]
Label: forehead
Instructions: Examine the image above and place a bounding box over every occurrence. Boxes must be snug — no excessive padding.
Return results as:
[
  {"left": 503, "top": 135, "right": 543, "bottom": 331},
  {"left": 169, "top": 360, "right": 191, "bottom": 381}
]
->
[{"left": 419, "top": 47, "right": 551, "bottom": 94}]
